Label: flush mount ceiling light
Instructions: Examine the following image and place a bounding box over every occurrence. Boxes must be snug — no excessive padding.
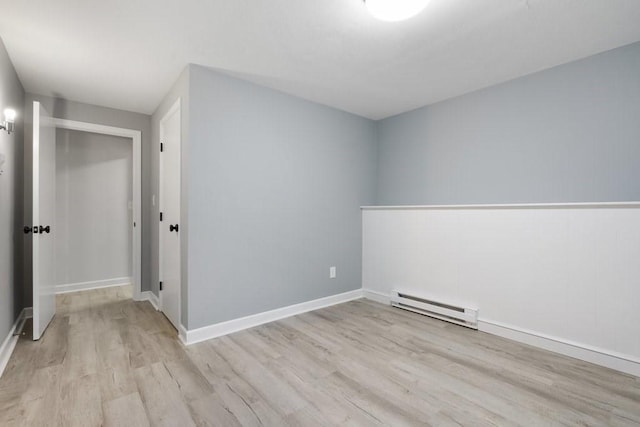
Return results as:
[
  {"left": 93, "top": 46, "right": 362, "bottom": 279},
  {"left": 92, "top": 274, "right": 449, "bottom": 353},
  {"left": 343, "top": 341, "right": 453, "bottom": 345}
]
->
[{"left": 364, "top": 0, "right": 431, "bottom": 22}]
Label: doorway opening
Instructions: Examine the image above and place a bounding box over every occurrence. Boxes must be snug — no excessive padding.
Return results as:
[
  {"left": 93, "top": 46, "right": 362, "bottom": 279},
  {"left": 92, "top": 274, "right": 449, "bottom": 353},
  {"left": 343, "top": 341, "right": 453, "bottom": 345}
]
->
[
  {"left": 30, "top": 101, "right": 143, "bottom": 340},
  {"left": 52, "top": 118, "right": 142, "bottom": 300}
]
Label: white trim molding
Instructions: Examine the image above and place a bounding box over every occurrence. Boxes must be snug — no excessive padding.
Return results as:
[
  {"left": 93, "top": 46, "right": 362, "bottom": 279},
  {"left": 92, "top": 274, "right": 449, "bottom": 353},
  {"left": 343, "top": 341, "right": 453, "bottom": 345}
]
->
[
  {"left": 361, "top": 289, "right": 640, "bottom": 377},
  {"left": 362, "top": 289, "right": 391, "bottom": 305},
  {"left": 55, "top": 277, "right": 132, "bottom": 294},
  {"left": 181, "top": 289, "right": 364, "bottom": 345},
  {"left": 179, "top": 325, "right": 188, "bottom": 345},
  {"left": 478, "top": 319, "right": 640, "bottom": 377},
  {"left": 361, "top": 201, "right": 640, "bottom": 211},
  {"left": 139, "top": 291, "right": 160, "bottom": 310},
  {"left": 0, "top": 308, "right": 32, "bottom": 378}
]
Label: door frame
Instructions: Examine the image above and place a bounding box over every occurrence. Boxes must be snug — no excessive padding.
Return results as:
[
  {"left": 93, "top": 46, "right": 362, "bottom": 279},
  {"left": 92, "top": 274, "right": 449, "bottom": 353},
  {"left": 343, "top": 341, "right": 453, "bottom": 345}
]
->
[
  {"left": 52, "top": 118, "right": 143, "bottom": 301},
  {"left": 158, "top": 98, "right": 181, "bottom": 326}
]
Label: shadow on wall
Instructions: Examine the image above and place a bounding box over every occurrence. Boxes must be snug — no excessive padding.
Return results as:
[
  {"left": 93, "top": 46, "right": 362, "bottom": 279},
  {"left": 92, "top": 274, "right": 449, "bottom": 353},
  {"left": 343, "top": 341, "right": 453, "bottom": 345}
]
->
[
  {"left": 51, "top": 94, "right": 69, "bottom": 123},
  {"left": 10, "top": 102, "right": 25, "bottom": 318}
]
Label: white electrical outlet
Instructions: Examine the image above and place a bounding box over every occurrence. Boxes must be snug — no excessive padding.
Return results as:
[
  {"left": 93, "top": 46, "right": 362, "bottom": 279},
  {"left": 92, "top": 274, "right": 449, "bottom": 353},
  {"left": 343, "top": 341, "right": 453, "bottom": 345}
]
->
[{"left": 330, "top": 266, "right": 336, "bottom": 279}]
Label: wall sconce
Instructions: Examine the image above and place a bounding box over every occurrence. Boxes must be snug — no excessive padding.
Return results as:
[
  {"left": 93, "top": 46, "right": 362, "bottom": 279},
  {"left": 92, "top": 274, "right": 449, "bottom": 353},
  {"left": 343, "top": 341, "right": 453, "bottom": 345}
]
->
[{"left": 1, "top": 108, "right": 16, "bottom": 134}]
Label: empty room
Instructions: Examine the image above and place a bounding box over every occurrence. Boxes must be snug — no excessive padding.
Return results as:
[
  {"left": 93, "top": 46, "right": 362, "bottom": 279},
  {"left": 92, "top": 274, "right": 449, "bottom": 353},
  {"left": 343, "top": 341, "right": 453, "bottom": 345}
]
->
[{"left": 0, "top": 1, "right": 639, "bottom": 426}]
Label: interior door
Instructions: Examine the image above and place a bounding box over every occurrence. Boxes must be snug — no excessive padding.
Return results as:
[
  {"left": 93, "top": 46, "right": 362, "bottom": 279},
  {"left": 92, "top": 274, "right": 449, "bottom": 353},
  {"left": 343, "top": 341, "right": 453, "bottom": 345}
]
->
[
  {"left": 160, "top": 101, "right": 181, "bottom": 331},
  {"left": 32, "top": 101, "right": 56, "bottom": 340}
]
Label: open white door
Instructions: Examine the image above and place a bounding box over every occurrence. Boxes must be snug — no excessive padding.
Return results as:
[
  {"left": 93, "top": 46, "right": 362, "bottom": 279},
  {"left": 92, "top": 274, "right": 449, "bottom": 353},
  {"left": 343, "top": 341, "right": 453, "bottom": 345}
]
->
[
  {"left": 159, "top": 100, "right": 181, "bottom": 331},
  {"left": 32, "top": 101, "right": 56, "bottom": 340}
]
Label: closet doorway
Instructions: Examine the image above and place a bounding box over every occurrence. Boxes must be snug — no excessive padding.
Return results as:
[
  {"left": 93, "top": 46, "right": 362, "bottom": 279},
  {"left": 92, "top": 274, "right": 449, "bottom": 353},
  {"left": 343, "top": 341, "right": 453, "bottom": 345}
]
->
[{"left": 52, "top": 118, "right": 142, "bottom": 300}]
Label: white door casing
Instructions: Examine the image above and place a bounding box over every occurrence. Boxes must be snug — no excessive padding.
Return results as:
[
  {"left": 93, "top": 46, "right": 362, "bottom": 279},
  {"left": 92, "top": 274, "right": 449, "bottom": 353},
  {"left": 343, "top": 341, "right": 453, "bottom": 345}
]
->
[
  {"left": 159, "top": 99, "right": 181, "bottom": 331},
  {"left": 32, "top": 101, "right": 56, "bottom": 340}
]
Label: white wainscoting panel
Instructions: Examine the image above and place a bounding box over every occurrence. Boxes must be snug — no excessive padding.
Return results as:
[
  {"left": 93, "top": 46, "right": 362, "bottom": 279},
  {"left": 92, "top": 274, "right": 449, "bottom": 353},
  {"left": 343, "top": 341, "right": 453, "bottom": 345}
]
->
[{"left": 362, "top": 203, "right": 640, "bottom": 376}]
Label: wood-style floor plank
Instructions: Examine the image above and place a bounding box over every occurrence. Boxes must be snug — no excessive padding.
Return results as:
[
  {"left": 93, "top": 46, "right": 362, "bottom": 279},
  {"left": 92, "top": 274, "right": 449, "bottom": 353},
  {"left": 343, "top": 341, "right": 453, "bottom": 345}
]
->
[
  {"left": 103, "top": 392, "right": 150, "bottom": 427},
  {"left": 1, "top": 285, "right": 639, "bottom": 426}
]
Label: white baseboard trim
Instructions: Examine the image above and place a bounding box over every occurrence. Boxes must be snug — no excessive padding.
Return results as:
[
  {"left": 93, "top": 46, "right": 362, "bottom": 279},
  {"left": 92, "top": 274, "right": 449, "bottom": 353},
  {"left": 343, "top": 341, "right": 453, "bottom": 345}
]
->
[
  {"left": 362, "top": 288, "right": 640, "bottom": 377},
  {"left": 148, "top": 292, "right": 160, "bottom": 310},
  {"left": 181, "top": 289, "right": 364, "bottom": 346},
  {"left": 55, "top": 277, "right": 132, "bottom": 294},
  {"left": 362, "top": 289, "right": 392, "bottom": 305},
  {"left": 479, "top": 319, "right": 640, "bottom": 377},
  {"left": 138, "top": 291, "right": 160, "bottom": 310},
  {"left": 0, "top": 308, "right": 31, "bottom": 378},
  {"left": 179, "top": 325, "right": 188, "bottom": 346}
]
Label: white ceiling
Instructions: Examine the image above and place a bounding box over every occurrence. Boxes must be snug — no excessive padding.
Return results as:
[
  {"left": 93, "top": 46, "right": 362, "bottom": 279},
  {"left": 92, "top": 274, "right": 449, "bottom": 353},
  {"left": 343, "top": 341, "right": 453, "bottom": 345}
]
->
[{"left": 1, "top": 0, "right": 640, "bottom": 120}]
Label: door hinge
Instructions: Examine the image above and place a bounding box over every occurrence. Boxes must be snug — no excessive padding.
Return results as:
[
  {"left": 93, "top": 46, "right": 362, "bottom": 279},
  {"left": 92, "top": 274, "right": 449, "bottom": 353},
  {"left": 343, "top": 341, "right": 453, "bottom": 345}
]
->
[
  {"left": 159, "top": 281, "right": 163, "bottom": 291},
  {"left": 160, "top": 142, "right": 164, "bottom": 152},
  {"left": 160, "top": 212, "right": 163, "bottom": 221}
]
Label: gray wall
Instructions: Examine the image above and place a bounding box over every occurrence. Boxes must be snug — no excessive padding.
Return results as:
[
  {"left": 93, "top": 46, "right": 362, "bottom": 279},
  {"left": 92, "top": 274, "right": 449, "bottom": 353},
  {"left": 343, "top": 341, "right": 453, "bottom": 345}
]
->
[
  {"left": 376, "top": 41, "right": 640, "bottom": 205},
  {"left": 55, "top": 129, "right": 132, "bottom": 286},
  {"left": 24, "top": 94, "right": 152, "bottom": 304},
  {"left": 0, "top": 37, "right": 25, "bottom": 340},
  {"left": 151, "top": 67, "right": 189, "bottom": 322},
  {"left": 186, "top": 65, "right": 377, "bottom": 329}
]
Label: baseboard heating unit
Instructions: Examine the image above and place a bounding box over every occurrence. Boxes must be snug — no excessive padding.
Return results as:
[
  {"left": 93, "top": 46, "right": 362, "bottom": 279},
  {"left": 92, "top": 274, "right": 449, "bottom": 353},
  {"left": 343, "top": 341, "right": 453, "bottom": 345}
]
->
[{"left": 390, "top": 290, "right": 478, "bottom": 329}]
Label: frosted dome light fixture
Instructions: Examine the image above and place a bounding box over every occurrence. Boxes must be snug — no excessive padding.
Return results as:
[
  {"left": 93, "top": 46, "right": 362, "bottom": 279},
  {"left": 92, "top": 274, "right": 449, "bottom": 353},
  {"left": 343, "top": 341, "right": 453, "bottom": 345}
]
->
[
  {"left": 364, "top": 0, "right": 431, "bottom": 22},
  {"left": 4, "top": 108, "right": 16, "bottom": 122}
]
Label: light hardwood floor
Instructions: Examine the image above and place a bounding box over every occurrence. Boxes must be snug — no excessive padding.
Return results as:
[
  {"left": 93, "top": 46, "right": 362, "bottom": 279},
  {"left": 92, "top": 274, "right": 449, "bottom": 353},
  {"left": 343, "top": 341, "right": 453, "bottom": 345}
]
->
[{"left": 0, "top": 286, "right": 639, "bottom": 426}]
